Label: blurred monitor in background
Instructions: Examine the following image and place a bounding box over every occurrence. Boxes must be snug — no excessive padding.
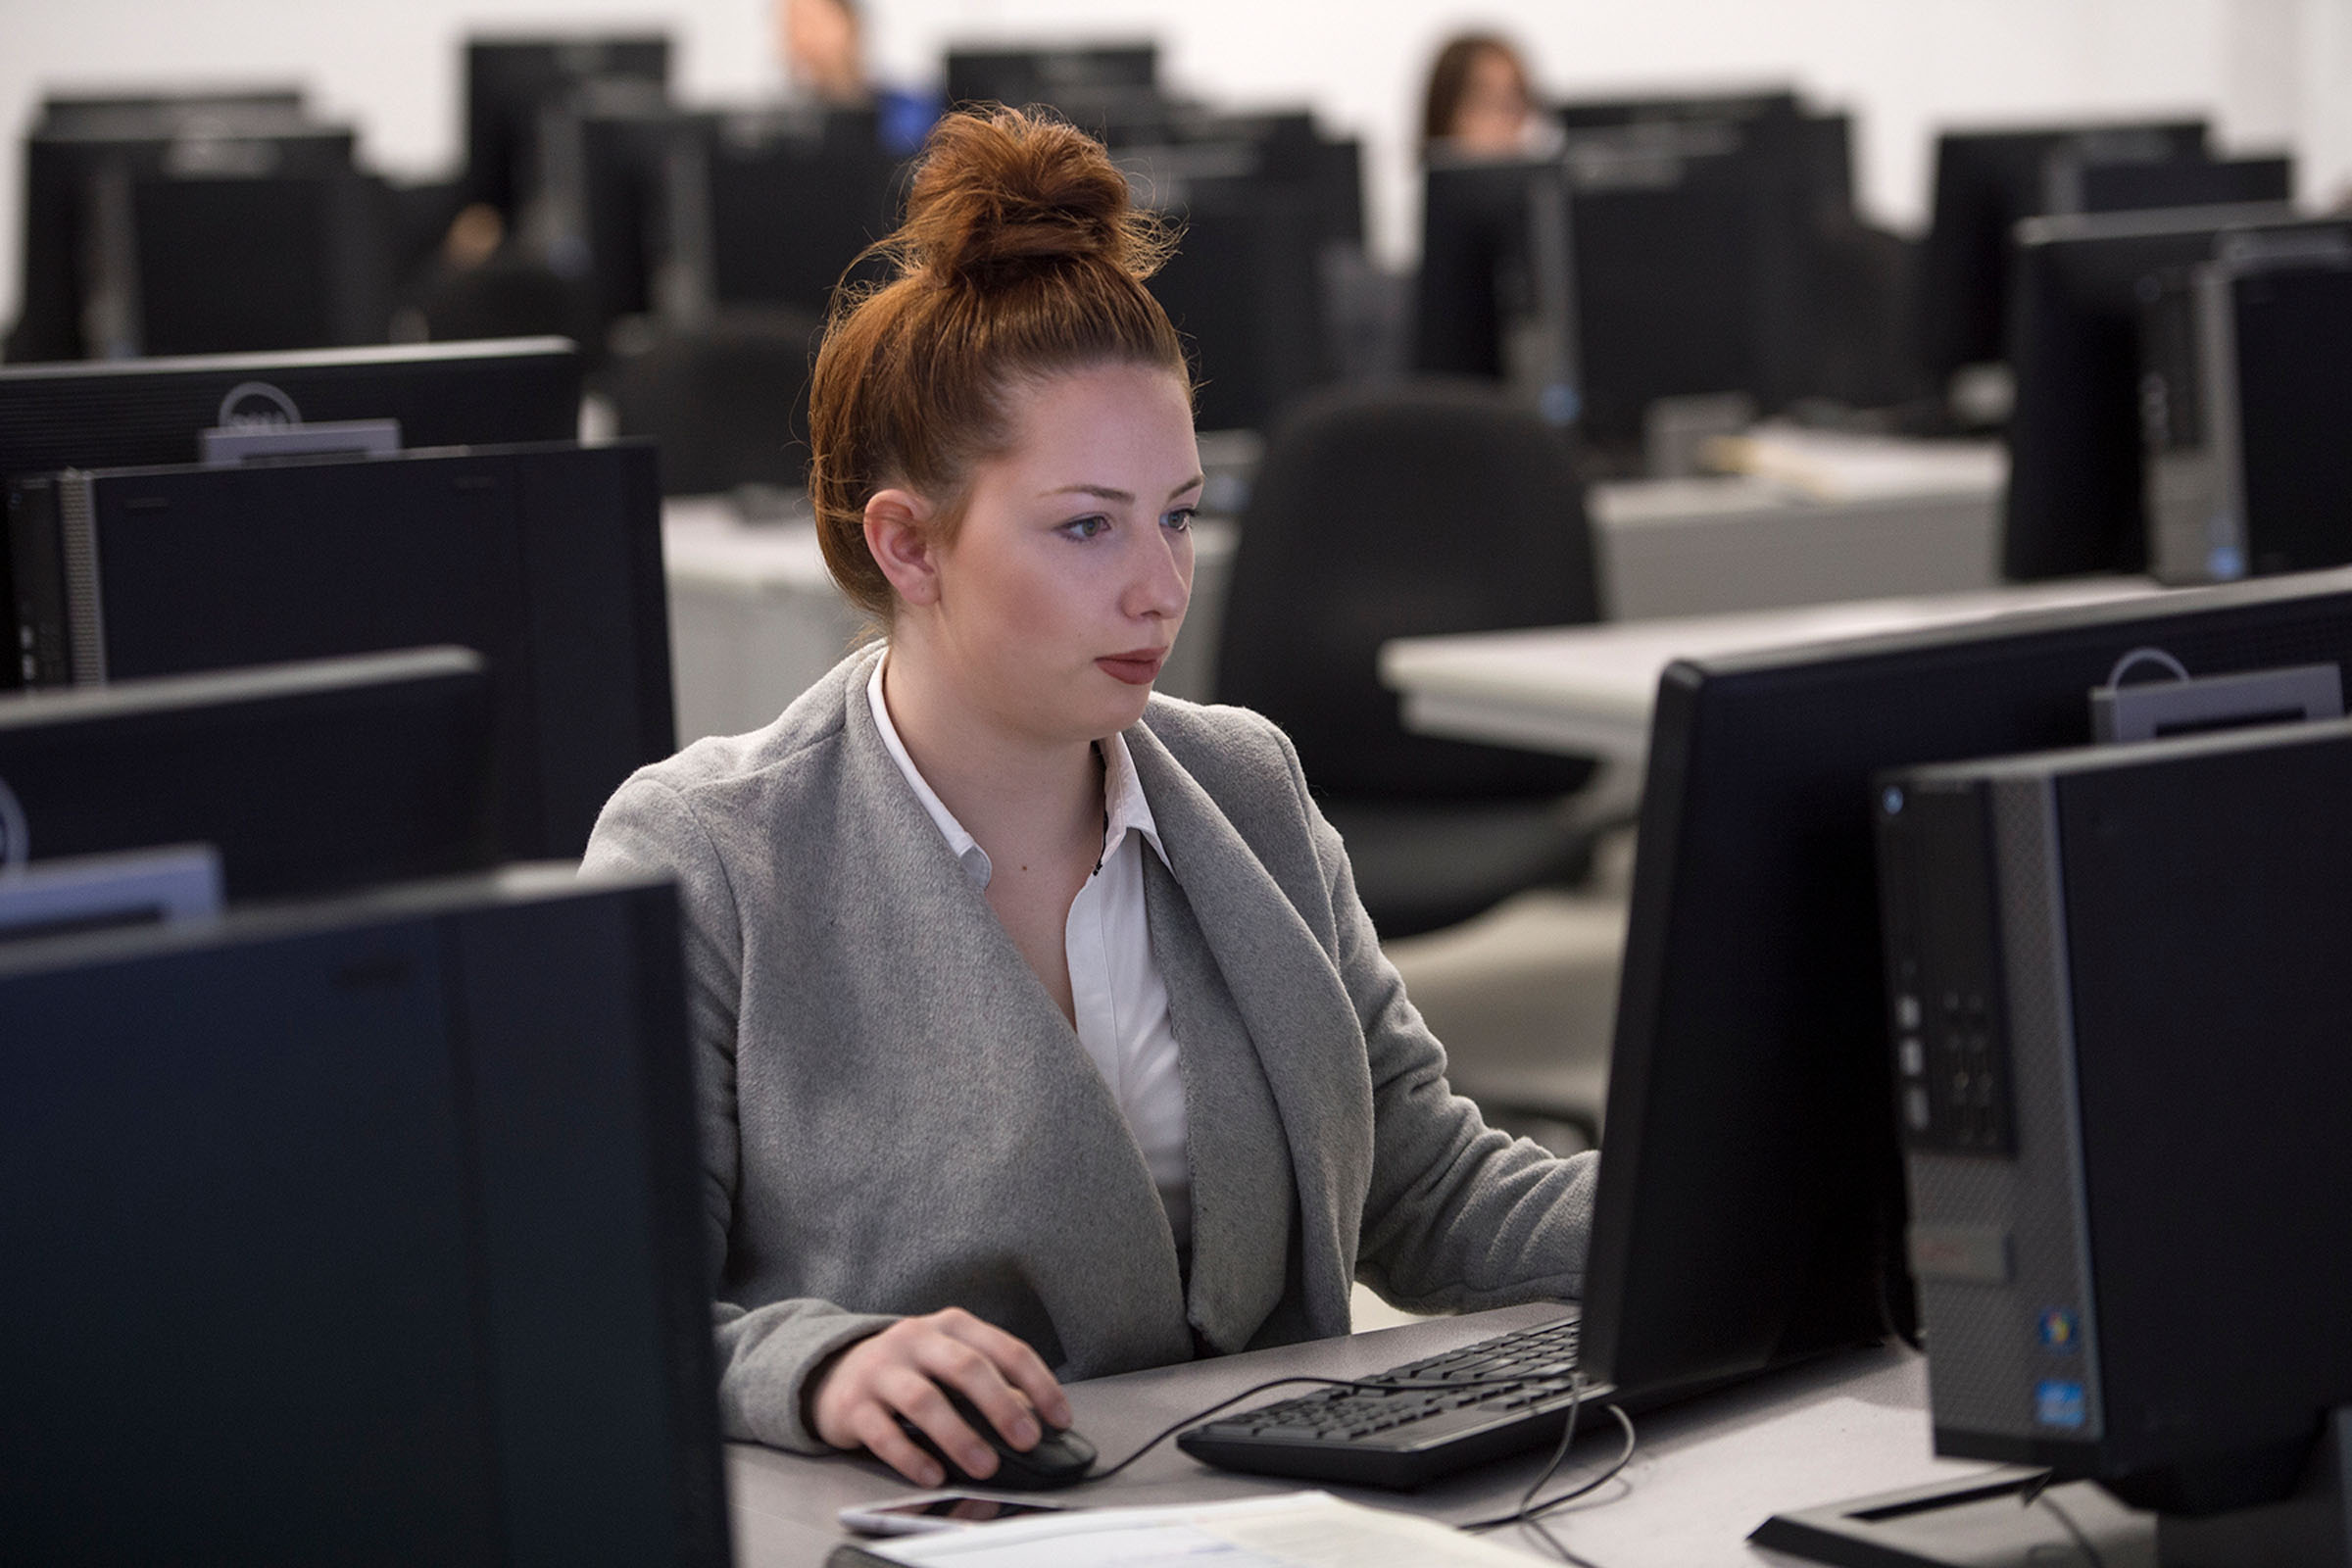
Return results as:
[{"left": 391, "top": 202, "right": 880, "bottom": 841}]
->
[
  {"left": 2000, "top": 204, "right": 2307, "bottom": 582},
  {"left": 7, "top": 115, "right": 360, "bottom": 363},
  {"left": 1914, "top": 121, "right": 2210, "bottom": 400},
  {"left": 463, "top": 35, "right": 669, "bottom": 225}
]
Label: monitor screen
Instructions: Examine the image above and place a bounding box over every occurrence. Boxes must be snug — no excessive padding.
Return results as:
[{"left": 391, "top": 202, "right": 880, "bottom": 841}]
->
[
  {"left": 0, "top": 647, "right": 498, "bottom": 901},
  {"left": 1580, "top": 568, "right": 2352, "bottom": 1400},
  {"left": 0, "top": 866, "right": 729, "bottom": 1565}
]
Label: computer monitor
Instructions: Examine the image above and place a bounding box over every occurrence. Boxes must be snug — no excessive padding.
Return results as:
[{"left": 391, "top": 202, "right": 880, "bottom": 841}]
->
[
  {"left": 36, "top": 88, "right": 309, "bottom": 133},
  {"left": 0, "top": 336, "right": 581, "bottom": 489},
  {"left": 695, "top": 105, "right": 902, "bottom": 317},
  {"left": 0, "top": 865, "right": 730, "bottom": 1565},
  {"left": 1579, "top": 568, "right": 2352, "bottom": 1402},
  {"left": 944, "top": 42, "right": 1157, "bottom": 113},
  {"left": 1127, "top": 138, "right": 1334, "bottom": 433},
  {"left": 7, "top": 123, "right": 358, "bottom": 363},
  {"left": 1415, "top": 112, "right": 1847, "bottom": 454},
  {"left": 10, "top": 440, "right": 671, "bottom": 858},
  {"left": 2067, "top": 152, "right": 2293, "bottom": 216},
  {"left": 464, "top": 34, "right": 670, "bottom": 220},
  {"left": 2000, "top": 204, "right": 2306, "bottom": 581},
  {"left": 1913, "top": 121, "right": 2209, "bottom": 385},
  {"left": 0, "top": 648, "right": 498, "bottom": 901},
  {"left": 1552, "top": 86, "right": 1800, "bottom": 130},
  {"left": 125, "top": 169, "right": 392, "bottom": 356}
]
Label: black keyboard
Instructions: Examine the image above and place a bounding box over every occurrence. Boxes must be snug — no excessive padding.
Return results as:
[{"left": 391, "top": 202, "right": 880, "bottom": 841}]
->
[{"left": 1176, "top": 1315, "right": 1604, "bottom": 1490}]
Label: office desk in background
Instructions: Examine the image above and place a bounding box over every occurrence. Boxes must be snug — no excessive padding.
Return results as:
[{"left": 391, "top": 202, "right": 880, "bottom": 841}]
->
[
  {"left": 663, "top": 499, "right": 1238, "bottom": 744},
  {"left": 663, "top": 434, "right": 2003, "bottom": 746},
  {"left": 1380, "top": 580, "right": 2165, "bottom": 770},
  {"left": 722, "top": 1302, "right": 2000, "bottom": 1567}
]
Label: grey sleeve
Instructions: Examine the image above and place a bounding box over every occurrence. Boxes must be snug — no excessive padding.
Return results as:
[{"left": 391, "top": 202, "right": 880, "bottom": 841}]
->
[
  {"left": 583, "top": 774, "right": 899, "bottom": 1450},
  {"left": 1264, "top": 736, "right": 1598, "bottom": 1312}
]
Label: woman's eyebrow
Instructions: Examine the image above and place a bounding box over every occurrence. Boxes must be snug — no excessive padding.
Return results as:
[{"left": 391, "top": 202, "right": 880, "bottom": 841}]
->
[{"left": 1040, "top": 475, "right": 1206, "bottom": 503}]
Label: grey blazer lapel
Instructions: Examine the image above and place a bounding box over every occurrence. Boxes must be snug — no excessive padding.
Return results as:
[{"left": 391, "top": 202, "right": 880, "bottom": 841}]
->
[
  {"left": 1126, "top": 719, "right": 1371, "bottom": 1346},
  {"left": 1143, "top": 858, "right": 1294, "bottom": 1350},
  {"left": 828, "top": 674, "right": 1194, "bottom": 1373}
]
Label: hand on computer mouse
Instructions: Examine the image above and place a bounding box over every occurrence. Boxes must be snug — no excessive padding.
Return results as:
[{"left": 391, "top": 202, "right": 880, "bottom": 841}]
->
[{"left": 809, "top": 1306, "right": 1074, "bottom": 1489}]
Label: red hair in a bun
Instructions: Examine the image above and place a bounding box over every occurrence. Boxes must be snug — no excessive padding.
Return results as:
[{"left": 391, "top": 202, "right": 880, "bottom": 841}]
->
[{"left": 808, "top": 106, "right": 1191, "bottom": 620}]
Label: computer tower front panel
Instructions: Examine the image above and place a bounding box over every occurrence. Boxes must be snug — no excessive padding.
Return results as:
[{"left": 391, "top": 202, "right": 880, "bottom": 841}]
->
[{"left": 1877, "top": 772, "right": 2106, "bottom": 1471}]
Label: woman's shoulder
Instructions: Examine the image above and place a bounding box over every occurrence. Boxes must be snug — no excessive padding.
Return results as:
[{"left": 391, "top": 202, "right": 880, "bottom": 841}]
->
[
  {"left": 1136, "top": 694, "right": 1313, "bottom": 827},
  {"left": 590, "top": 651, "right": 873, "bottom": 859}
]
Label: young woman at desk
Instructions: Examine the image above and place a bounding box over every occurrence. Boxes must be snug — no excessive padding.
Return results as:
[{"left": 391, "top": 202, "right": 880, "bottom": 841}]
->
[{"left": 584, "top": 107, "right": 1596, "bottom": 1489}]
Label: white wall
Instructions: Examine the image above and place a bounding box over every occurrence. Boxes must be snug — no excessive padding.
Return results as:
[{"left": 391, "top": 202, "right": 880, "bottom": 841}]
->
[{"left": 4, "top": 0, "right": 2349, "bottom": 328}]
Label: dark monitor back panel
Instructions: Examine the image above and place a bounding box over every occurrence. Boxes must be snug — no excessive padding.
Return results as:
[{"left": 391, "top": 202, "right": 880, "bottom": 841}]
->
[
  {"left": 700, "top": 111, "right": 902, "bottom": 315},
  {"left": 945, "top": 43, "right": 1158, "bottom": 110},
  {"left": 1581, "top": 570, "right": 2352, "bottom": 1398},
  {"left": 1915, "top": 121, "right": 2209, "bottom": 379},
  {"left": 2075, "top": 154, "right": 2293, "bottom": 216},
  {"left": 1148, "top": 173, "right": 1330, "bottom": 433},
  {"left": 0, "top": 337, "right": 582, "bottom": 487},
  {"left": 2001, "top": 205, "right": 2306, "bottom": 582},
  {"left": 131, "top": 172, "right": 391, "bottom": 356},
  {"left": 466, "top": 35, "right": 671, "bottom": 218},
  {"left": 0, "top": 868, "right": 728, "bottom": 1566},
  {"left": 54, "top": 440, "right": 669, "bottom": 858},
  {"left": 0, "top": 648, "right": 498, "bottom": 902},
  {"left": 8, "top": 126, "right": 358, "bottom": 365},
  {"left": 1553, "top": 88, "right": 1800, "bottom": 130}
]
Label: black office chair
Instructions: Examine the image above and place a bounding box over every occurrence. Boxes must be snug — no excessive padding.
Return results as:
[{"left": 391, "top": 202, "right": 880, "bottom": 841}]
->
[{"left": 1213, "top": 378, "right": 1601, "bottom": 939}]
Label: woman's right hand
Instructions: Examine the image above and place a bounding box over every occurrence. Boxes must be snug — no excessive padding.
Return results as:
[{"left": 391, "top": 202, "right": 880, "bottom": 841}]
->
[{"left": 808, "top": 1306, "right": 1073, "bottom": 1487}]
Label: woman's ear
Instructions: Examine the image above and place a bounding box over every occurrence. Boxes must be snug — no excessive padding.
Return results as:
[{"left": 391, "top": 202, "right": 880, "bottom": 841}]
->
[{"left": 863, "top": 487, "right": 942, "bottom": 608}]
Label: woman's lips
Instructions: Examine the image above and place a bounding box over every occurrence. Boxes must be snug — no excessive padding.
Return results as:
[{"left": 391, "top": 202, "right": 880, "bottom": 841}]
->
[{"left": 1097, "top": 651, "right": 1166, "bottom": 685}]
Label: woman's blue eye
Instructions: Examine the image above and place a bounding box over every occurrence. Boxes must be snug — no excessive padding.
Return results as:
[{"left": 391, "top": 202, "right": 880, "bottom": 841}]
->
[
  {"left": 1062, "top": 514, "right": 1110, "bottom": 539},
  {"left": 1162, "top": 507, "right": 1197, "bottom": 533}
]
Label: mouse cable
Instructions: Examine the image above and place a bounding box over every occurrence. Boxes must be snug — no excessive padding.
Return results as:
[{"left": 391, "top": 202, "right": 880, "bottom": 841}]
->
[
  {"left": 1458, "top": 1401, "right": 1637, "bottom": 1534},
  {"left": 1087, "top": 1369, "right": 1618, "bottom": 1484},
  {"left": 2018, "top": 1469, "right": 2109, "bottom": 1568}
]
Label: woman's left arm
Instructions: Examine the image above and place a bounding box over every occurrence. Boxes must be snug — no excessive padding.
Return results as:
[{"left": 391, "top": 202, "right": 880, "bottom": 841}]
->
[{"left": 1273, "top": 737, "right": 1599, "bottom": 1312}]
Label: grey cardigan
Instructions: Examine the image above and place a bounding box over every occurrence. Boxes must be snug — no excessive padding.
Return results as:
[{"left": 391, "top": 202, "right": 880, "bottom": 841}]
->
[{"left": 582, "top": 647, "right": 1596, "bottom": 1451}]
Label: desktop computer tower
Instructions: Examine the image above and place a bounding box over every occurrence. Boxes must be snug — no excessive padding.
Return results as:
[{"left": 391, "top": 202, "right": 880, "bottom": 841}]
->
[
  {"left": 1872, "top": 717, "right": 2352, "bottom": 1502},
  {"left": 2141, "top": 226, "right": 2352, "bottom": 585},
  {"left": 0, "top": 865, "right": 729, "bottom": 1565}
]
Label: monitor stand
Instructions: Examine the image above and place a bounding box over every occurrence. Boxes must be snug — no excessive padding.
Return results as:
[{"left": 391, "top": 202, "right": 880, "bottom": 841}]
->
[{"left": 1751, "top": 1408, "right": 2351, "bottom": 1568}]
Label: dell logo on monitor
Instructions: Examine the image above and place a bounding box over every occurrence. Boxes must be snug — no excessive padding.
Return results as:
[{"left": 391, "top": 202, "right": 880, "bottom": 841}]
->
[{"left": 214, "top": 381, "right": 305, "bottom": 429}]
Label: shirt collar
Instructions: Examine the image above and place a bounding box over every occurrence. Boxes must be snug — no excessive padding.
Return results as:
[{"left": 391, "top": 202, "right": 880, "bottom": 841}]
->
[{"left": 866, "top": 650, "right": 1168, "bottom": 889}]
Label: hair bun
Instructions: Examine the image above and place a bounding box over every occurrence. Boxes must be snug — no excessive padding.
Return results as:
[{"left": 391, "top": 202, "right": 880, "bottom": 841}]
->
[{"left": 896, "top": 107, "right": 1168, "bottom": 285}]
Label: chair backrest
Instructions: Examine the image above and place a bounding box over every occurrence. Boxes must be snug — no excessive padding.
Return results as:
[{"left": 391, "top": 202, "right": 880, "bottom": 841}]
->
[{"left": 1213, "top": 377, "right": 1599, "bottom": 799}]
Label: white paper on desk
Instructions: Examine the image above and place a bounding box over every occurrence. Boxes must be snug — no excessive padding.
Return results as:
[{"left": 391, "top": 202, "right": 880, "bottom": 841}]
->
[{"left": 855, "top": 1490, "right": 1533, "bottom": 1567}]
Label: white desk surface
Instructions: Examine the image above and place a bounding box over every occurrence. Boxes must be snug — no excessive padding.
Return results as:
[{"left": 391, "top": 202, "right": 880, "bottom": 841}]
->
[
  {"left": 721, "top": 1302, "right": 2008, "bottom": 1567},
  {"left": 1380, "top": 580, "right": 2164, "bottom": 766}
]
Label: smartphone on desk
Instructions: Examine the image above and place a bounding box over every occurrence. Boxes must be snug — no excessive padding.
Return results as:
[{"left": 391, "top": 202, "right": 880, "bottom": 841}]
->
[{"left": 839, "top": 1494, "right": 1072, "bottom": 1537}]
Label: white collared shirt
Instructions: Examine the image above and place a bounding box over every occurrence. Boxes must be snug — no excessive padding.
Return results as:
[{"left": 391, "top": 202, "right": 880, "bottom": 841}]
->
[{"left": 867, "top": 658, "right": 1193, "bottom": 1253}]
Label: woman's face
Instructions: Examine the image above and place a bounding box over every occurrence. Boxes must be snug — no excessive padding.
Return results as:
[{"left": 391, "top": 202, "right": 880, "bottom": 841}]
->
[
  {"left": 1451, "top": 47, "right": 1534, "bottom": 156},
  {"left": 910, "top": 362, "right": 1201, "bottom": 747}
]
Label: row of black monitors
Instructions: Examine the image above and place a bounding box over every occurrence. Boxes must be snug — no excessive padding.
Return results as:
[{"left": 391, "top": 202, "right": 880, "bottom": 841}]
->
[
  {"left": 0, "top": 337, "right": 672, "bottom": 860},
  {"left": 10, "top": 527, "right": 2351, "bottom": 1553},
  {"left": 1416, "top": 93, "right": 1889, "bottom": 458}
]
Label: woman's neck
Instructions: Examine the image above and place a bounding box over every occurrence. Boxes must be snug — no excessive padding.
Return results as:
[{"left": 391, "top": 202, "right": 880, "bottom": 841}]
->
[{"left": 878, "top": 643, "right": 1102, "bottom": 869}]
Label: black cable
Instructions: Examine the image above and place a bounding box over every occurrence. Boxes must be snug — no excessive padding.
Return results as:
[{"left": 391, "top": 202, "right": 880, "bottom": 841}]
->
[
  {"left": 1460, "top": 1403, "right": 1638, "bottom": 1531},
  {"left": 2031, "top": 1490, "right": 2109, "bottom": 1568}
]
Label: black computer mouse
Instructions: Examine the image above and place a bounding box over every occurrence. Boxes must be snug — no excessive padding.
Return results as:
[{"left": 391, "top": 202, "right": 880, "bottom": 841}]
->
[{"left": 892, "top": 1386, "right": 1098, "bottom": 1491}]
